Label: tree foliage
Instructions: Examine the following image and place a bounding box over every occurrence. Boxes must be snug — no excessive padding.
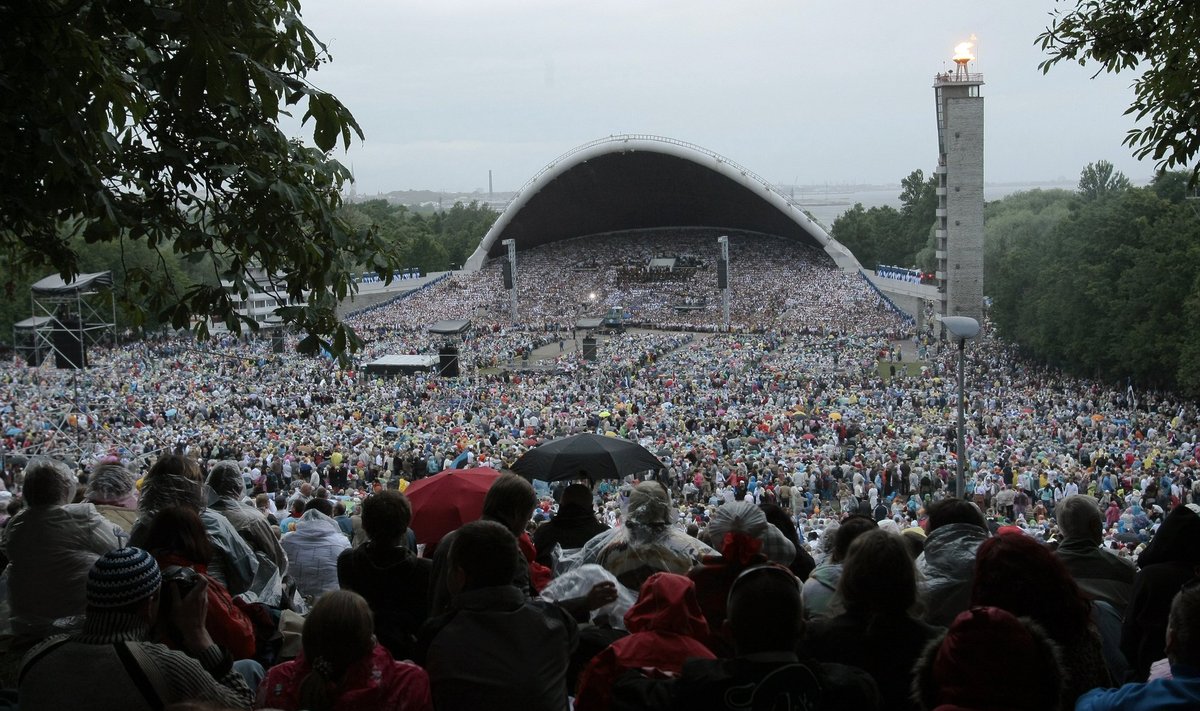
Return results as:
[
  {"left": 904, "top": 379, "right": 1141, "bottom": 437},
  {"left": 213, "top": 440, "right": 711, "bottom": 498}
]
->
[
  {"left": 831, "top": 169, "right": 937, "bottom": 270},
  {"left": 0, "top": 0, "right": 406, "bottom": 357},
  {"left": 1077, "top": 159, "right": 1132, "bottom": 200},
  {"left": 985, "top": 173, "right": 1200, "bottom": 394},
  {"left": 340, "top": 200, "right": 497, "bottom": 273},
  {"left": 1037, "top": 1, "right": 1200, "bottom": 184}
]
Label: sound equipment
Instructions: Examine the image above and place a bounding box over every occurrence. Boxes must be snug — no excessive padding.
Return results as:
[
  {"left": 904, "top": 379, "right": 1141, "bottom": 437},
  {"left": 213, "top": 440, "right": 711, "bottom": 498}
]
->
[
  {"left": 717, "top": 258, "right": 728, "bottom": 289},
  {"left": 582, "top": 336, "right": 597, "bottom": 361},
  {"left": 271, "top": 332, "right": 285, "bottom": 353},
  {"left": 502, "top": 260, "right": 514, "bottom": 289},
  {"left": 52, "top": 320, "right": 86, "bottom": 369},
  {"left": 438, "top": 346, "right": 460, "bottom": 377}
]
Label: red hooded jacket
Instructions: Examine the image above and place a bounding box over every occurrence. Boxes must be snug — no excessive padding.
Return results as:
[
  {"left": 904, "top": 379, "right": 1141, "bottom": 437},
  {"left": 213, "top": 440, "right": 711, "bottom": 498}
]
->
[{"left": 574, "top": 572, "right": 714, "bottom": 711}]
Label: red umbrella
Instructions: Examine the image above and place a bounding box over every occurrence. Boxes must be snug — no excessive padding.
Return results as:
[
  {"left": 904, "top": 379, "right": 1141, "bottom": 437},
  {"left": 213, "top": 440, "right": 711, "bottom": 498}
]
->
[{"left": 405, "top": 467, "right": 503, "bottom": 548}]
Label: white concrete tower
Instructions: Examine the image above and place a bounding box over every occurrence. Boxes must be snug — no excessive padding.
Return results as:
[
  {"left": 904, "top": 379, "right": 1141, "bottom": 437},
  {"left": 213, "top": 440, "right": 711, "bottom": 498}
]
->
[{"left": 933, "top": 40, "right": 985, "bottom": 325}]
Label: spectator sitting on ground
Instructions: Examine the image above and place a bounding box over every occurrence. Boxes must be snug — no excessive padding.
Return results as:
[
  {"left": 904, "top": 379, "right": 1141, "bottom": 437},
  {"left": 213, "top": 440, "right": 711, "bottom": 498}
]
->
[
  {"left": 1054, "top": 494, "right": 1135, "bottom": 614},
  {"left": 970, "top": 531, "right": 1111, "bottom": 707},
  {"left": 258, "top": 589, "right": 432, "bottom": 711},
  {"left": 1076, "top": 582, "right": 1200, "bottom": 710},
  {"left": 916, "top": 497, "right": 990, "bottom": 627},
  {"left": 280, "top": 498, "right": 351, "bottom": 603},
  {"left": 1, "top": 457, "right": 120, "bottom": 643},
  {"left": 574, "top": 572, "right": 714, "bottom": 711},
  {"left": 801, "top": 514, "right": 876, "bottom": 620},
  {"left": 83, "top": 460, "right": 140, "bottom": 534},
  {"left": 140, "top": 506, "right": 257, "bottom": 661},
  {"left": 1122, "top": 503, "right": 1200, "bottom": 681},
  {"left": 614, "top": 563, "right": 880, "bottom": 710},
  {"left": 337, "top": 490, "right": 431, "bottom": 661},
  {"left": 421, "top": 520, "right": 578, "bottom": 711},
  {"left": 803, "top": 528, "right": 942, "bottom": 711},
  {"left": 571, "top": 481, "right": 715, "bottom": 593},
  {"left": 913, "top": 606, "right": 1064, "bottom": 711},
  {"left": 19, "top": 547, "right": 256, "bottom": 710},
  {"left": 206, "top": 460, "right": 288, "bottom": 578},
  {"left": 531, "top": 483, "right": 608, "bottom": 569},
  {"left": 688, "top": 500, "right": 796, "bottom": 652},
  {"left": 129, "top": 455, "right": 259, "bottom": 598}
]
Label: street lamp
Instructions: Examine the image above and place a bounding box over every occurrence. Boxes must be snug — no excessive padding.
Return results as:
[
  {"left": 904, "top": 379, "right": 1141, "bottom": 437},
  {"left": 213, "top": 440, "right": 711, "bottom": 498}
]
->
[{"left": 942, "top": 316, "right": 980, "bottom": 500}]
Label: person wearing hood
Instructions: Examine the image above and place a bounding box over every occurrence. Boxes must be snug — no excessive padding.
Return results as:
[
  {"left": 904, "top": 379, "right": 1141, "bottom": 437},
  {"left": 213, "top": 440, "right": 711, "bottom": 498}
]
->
[
  {"left": 83, "top": 460, "right": 140, "bottom": 534},
  {"left": 129, "top": 454, "right": 259, "bottom": 598},
  {"left": 571, "top": 482, "right": 714, "bottom": 593},
  {"left": 338, "top": 490, "right": 431, "bottom": 661},
  {"left": 206, "top": 460, "right": 288, "bottom": 578},
  {"left": 574, "top": 572, "right": 714, "bottom": 711},
  {"left": 688, "top": 500, "right": 795, "bottom": 651},
  {"left": 1122, "top": 502, "right": 1200, "bottom": 681},
  {"left": 916, "top": 497, "right": 991, "bottom": 627},
  {"left": 532, "top": 483, "right": 608, "bottom": 569},
  {"left": 282, "top": 498, "right": 351, "bottom": 602},
  {"left": 1, "top": 457, "right": 121, "bottom": 642}
]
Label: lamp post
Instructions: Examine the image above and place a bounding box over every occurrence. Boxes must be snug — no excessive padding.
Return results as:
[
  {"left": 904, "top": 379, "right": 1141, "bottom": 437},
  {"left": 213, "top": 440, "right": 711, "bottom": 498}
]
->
[{"left": 942, "top": 316, "right": 980, "bottom": 499}]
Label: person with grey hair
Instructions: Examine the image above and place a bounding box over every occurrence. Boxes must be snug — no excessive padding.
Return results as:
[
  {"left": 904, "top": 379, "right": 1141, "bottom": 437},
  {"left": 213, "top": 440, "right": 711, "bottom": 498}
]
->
[
  {"left": 1055, "top": 494, "right": 1135, "bottom": 614},
  {"left": 206, "top": 460, "right": 288, "bottom": 577},
  {"left": 0, "top": 457, "right": 121, "bottom": 643},
  {"left": 571, "top": 481, "right": 714, "bottom": 591},
  {"left": 84, "top": 460, "right": 139, "bottom": 534}
]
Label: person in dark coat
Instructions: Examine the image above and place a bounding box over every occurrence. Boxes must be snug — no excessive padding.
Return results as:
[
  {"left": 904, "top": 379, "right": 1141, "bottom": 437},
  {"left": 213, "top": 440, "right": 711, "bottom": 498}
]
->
[
  {"left": 614, "top": 564, "right": 880, "bottom": 711},
  {"left": 337, "top": 490, "right": 431, "bottom": 661},
  {"left": 532, "top": 484, "right": 608, "bottom": 569},
  {"left": 803, "top": 529, "right": 942, "bottom": 711},
  {"left": 1122, "top": 503, "right": 1200, "bottom": 681}
]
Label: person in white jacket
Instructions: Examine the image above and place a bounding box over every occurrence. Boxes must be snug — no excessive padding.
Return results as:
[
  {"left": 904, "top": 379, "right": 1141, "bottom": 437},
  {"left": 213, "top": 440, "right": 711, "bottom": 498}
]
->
[
  {"left": 1, "top": 457, "right": 121, "bottom": 642},
  {"left": 281, "top": 500, "right": 350, "bottom": 602}
]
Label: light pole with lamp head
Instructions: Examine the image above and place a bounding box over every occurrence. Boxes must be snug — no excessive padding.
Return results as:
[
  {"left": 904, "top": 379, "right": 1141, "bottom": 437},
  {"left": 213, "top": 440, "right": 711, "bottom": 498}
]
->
[{"left": 942, "top": 316, "right": 980, "bottom": 500}]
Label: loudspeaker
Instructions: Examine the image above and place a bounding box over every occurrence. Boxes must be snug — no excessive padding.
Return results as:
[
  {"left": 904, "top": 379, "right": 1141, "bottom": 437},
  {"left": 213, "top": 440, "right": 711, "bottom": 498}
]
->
[
  {"left": 438, "top": 346, "right": 460, "bottom": 377},
  {"left": 271, "top": 332, "right": 285, "bottom": 353},
  {"left": 717, "top": 258, "right": 728, "bottom": 289},
  {"left": 502, "top": 260, "right": 514, "bottom": 289},
  {"left": 52, "top": 321, "right": 86, "bottom": 369},
  {"left": 582, "top": 336, "right": 597, "bottom": 361}
]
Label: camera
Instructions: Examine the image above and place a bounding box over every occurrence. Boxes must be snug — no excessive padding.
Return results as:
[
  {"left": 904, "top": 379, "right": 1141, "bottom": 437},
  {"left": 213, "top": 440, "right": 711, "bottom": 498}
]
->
[{"left": 161, "top": 565, "right": 201, "bottom": 597}]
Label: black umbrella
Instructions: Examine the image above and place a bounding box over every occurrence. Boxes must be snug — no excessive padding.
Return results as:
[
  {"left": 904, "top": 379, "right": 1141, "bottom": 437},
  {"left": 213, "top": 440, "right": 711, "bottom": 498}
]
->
[{"left": 511, "top": 433, "right": 664, "bottom": 483}]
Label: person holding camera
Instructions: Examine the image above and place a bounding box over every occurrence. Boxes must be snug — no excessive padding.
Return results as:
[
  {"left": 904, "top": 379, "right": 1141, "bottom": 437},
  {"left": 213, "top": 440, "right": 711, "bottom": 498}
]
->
[
  {"left": 140, "top": 506, "right": 257, "bottom": 661},
  {"left": 19, "top": 547, "right": 256, "bottom": 710}
]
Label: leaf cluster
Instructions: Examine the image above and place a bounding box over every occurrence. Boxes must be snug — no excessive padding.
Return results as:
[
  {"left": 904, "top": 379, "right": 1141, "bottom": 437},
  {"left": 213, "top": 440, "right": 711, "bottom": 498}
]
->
[
  {"left": 1038, "top": 1, "right": 1200, "bottom": 184},
  {"left": 0, "top": 0, "right": 405, "bottom": 359}
]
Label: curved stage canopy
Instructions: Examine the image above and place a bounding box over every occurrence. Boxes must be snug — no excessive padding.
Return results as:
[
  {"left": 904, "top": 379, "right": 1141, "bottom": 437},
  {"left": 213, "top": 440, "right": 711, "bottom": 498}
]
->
[{"left": 464, "top": 135, "right": 861, "bottom": 272}]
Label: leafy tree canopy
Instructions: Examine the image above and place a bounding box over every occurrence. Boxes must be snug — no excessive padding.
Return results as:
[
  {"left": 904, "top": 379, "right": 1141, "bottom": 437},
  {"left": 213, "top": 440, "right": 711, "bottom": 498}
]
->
[
  {"left": 0, "top": 0, "right": 405, "bottom": 358},
  {"left": 1077, "top": 159, "right": 1132, "bottom": 200},
  {"left": 1038, "top": 1, "right": 1200, "bottom": 184}
]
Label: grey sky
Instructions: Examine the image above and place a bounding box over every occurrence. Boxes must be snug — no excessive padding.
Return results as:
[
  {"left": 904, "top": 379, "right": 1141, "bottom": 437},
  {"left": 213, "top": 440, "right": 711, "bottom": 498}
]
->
[{"left": 288, "top": 0, "right": 1155, "bottom": 195}]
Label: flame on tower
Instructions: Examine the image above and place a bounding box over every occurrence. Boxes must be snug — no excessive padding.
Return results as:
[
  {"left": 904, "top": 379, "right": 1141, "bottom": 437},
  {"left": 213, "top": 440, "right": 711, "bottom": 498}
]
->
[{"left": 953, "top": 35, "right": 977, "bottom": 65}]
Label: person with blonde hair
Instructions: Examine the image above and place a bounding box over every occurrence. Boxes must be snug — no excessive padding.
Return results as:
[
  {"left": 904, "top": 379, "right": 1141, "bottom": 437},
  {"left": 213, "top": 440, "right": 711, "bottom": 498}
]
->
[{"left": 258, "top": 589, "right": 431, "bottom": 711}]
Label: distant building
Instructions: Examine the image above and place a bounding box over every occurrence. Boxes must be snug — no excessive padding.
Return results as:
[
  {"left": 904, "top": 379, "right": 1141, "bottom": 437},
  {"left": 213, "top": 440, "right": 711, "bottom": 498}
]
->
[{"left": 933, "top": 44, "right": 985, "bottom": 325}]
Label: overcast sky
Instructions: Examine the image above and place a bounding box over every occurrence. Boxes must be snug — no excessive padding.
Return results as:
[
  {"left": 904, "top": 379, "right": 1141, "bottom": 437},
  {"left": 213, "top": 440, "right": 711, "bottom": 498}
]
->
[{"left": 287, "top": 0, "right": 1154, "bottom": 194}]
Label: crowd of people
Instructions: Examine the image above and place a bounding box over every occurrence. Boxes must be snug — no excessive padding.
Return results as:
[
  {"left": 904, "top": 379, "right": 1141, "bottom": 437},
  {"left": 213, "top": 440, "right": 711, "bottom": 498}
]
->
[{"left": 0, "top": 229, "right": 1198, "bottom": 708}]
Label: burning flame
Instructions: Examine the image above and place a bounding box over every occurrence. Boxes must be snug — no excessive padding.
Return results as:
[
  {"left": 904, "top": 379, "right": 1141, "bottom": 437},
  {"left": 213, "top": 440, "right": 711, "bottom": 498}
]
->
[{"left": 953, "top": 35, "right": 977, "bottom": 63}]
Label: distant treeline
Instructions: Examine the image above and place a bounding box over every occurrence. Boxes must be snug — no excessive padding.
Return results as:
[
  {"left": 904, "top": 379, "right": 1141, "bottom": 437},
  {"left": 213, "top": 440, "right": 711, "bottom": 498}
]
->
[{"left": 830, "top": 162, "right": 1200, "bottom": 395}]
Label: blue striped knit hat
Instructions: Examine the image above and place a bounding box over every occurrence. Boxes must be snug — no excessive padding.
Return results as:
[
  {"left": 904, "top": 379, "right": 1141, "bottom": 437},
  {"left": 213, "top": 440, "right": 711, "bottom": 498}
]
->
[{"left": 87, "top": 547, "right": 162, "bottom": 609}]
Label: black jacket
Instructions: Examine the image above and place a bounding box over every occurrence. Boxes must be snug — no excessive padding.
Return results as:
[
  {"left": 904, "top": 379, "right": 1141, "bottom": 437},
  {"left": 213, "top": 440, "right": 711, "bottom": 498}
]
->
[{"left": 337, "top": 541, "right": 432, "bottom": 661}]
